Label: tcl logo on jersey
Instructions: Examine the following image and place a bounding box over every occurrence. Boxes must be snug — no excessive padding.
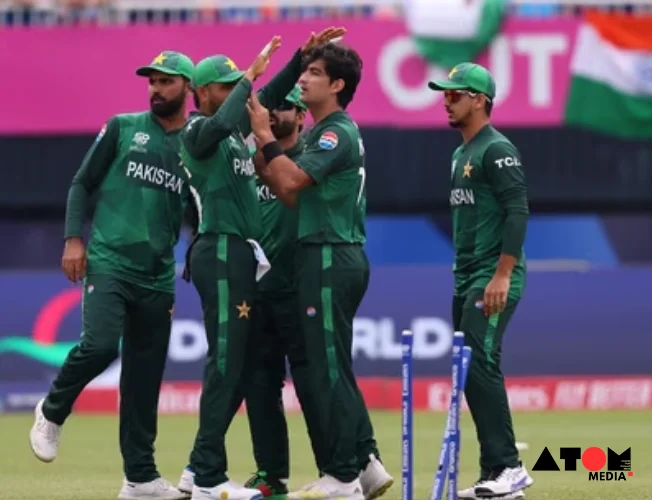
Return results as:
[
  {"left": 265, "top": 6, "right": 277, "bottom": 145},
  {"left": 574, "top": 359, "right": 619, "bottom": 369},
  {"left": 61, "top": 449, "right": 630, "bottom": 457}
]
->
[{"left": 494, "top": 156, "right": 522, "bottom": 169}]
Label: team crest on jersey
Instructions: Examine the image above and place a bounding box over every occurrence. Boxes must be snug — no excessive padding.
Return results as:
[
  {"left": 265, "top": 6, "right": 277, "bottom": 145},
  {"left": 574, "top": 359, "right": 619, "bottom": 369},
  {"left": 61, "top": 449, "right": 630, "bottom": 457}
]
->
[{"left": 318, "top": 131, "right": 338, "bottom": 150}]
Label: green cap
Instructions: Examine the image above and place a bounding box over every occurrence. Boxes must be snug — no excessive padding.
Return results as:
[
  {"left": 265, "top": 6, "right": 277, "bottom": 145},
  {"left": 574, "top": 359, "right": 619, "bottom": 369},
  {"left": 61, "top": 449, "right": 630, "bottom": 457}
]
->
[
  {"left": 136, "top": 51, "right": 194, "bottom": 80},
  {"left": 428, "top": 62, "right": 496, "bottom": 100},
  {"left": 284, "top": 85, "right": 307, "bottom": 110},
  {"left": 192, "top": 55, "right": 245, "bottom": 87}
]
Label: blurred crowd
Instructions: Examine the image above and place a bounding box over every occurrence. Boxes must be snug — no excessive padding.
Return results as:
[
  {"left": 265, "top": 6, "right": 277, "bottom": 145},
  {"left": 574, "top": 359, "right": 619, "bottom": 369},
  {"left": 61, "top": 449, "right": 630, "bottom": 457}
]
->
[{"left": 0, "top": 0, "right": 647, "bottom": 26}]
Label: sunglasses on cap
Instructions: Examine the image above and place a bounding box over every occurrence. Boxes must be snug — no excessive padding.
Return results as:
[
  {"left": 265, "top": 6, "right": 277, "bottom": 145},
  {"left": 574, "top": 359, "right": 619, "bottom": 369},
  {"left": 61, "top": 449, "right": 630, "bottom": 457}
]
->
[
  {"left": 444, "top": 89, "right": 492, "bottom": 104},
  {"left": 274, "top": 101, "right": 297, "bottom": 112}
]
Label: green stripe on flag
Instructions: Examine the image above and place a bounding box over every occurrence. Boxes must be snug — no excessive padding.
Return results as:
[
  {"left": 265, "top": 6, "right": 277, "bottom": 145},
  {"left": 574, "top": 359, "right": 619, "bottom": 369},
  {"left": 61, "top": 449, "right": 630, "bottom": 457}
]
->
[{"left": 565, "top": 75, "right": 652, "bottom": 140}]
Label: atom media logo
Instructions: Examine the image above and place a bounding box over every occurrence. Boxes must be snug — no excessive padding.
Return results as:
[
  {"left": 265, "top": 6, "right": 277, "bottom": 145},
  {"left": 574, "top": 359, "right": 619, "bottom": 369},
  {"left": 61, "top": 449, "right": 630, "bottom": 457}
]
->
[{"left": 533, "top": 446, "right": 632, "bottom": 481}]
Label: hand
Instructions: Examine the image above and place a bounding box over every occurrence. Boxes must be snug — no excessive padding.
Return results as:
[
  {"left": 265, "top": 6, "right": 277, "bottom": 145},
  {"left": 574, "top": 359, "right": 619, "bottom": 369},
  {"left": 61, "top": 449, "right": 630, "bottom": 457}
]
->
[
  {"left": 245, "top": 35, "right": 282, "bottom": 82},
  {"left": 246, "top": 93, "right": 274, "bottom": 142},
  {"left": 482, "top": 274, "right": 510, "bottom": 317},
  {"left": 61, "top": 237, "right": 87, "bottom": 283},
  {"left": 301, "top": 27, "right": 347, "bottom": 53}
]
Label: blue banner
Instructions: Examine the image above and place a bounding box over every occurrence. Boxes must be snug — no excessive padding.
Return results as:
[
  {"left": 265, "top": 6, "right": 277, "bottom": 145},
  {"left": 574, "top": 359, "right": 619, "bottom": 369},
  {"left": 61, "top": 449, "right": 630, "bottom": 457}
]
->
[{"left": 0, "top": 267, "right": 649, "bottom": 385}]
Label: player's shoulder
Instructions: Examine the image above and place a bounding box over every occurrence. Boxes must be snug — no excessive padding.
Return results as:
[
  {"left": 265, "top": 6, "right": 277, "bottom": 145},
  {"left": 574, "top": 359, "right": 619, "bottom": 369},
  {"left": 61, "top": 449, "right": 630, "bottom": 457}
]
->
[
  {"left": 182, "top": 112, "right": 206, "bottom": 132},
  {"left": 113, "top": 111, "right": 150, "bottom": 126},
  {"left": 311, "top": 112, "right": 358, "bottom": 150},
  {"left": 484, "top": 127, "right": 519, "bottom": 154}
]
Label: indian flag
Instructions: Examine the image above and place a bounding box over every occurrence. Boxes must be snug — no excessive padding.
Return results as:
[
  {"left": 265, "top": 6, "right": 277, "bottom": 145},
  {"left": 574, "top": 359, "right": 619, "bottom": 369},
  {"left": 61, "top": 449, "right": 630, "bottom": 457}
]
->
[
  {"left": 566, "top": 12, "right": 652, "bottom": 140},
  {"left": 403, "top": 0, "right": 507, "bottom": 69}
]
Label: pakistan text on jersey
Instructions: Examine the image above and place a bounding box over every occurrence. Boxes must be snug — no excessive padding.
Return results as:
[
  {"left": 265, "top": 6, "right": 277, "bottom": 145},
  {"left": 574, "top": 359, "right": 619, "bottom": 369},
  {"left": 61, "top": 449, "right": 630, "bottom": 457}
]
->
[
  {"left": 257, "top": 184, "right": 276, "bottom": 202},
  {"left": 126, "top": 161, "right": 184, "bottom": 194},
  {"left": 233, "top": 158, "right": 255, "bottom": 176},
  {"left": 450, "top": 188, "right": 475, "bottom": 206}
]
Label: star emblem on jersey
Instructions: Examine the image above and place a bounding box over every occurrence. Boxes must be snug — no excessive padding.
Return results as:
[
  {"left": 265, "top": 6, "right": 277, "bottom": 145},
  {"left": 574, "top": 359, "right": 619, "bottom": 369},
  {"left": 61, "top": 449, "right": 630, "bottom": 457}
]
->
[
  {"left": 236, "top": 301, "right": 251, "bottom": 319},
  {"left": 152, "top": 52, "right": 167, "bottom": 65},
  {"left": 225, "top": 58, "right": 238, "bottom": 71},
  {"left": 463, "top": 161, "right": 473, "bottom": 178}
]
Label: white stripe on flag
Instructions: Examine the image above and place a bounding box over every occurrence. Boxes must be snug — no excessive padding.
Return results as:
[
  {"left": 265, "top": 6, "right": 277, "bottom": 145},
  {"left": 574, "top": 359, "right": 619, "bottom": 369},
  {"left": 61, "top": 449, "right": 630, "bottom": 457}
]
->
[
  {"left": 403, "top": 0, "right": 483, "bottom": 40},
  {"left": 571, "top": 24, "right": 652, "bottom": 97}
]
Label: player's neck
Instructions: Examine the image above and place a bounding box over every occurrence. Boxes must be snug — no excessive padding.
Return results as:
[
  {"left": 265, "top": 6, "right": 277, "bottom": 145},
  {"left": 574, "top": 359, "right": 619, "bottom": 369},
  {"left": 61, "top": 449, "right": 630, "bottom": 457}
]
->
[
  {"left": 309, "top": 101, "right": 341, "bottom": 125},
  {"left": 460, "top": 118, "right": 490, "bottom": 144},
  {"left": 154, "top": 108, "right": 187, "bottom": 132},
  {"left": 278, "top": 131, "right": 299, "bottom": 151}
]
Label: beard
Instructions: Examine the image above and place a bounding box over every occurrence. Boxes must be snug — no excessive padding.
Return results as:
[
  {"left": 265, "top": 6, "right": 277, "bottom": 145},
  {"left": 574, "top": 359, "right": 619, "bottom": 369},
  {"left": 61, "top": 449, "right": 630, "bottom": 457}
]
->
[
  {"left": 150, "top": 91, "right": 185, "bottom": 118},
  {"left": 271, "top": 119, "right": 296, "bottom": 140}
]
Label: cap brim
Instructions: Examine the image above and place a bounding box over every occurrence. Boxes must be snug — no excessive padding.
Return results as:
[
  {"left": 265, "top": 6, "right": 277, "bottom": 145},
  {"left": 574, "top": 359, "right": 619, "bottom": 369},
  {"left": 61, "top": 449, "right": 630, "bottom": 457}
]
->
[
  {"left": 214, "top": 71, "right": 245, "bottom": 84},
  {"left": 136, "top": 65, "right": 182, "bottom": 77},
  {"left": 427, "top": 80, "right": 469, "bottom": 91}
]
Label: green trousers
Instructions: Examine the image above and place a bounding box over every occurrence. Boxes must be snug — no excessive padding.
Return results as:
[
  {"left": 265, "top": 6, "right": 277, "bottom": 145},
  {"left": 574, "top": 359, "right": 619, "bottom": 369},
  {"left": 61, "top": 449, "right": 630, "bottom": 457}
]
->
[
  {"left": 452, "top": 288, "right": 520, "bottom": 476},
  {"left": 294, "top": 243, "right": 380, "bottom": 483},
  {"left": 187, "top": 233, "right": 257, "bottom": 488},
  {"left": 245, "top": 290, "right": 319, "bottom": 479},
  {"left": 42, "top": 274, "right": 173, "bottom": 483}
]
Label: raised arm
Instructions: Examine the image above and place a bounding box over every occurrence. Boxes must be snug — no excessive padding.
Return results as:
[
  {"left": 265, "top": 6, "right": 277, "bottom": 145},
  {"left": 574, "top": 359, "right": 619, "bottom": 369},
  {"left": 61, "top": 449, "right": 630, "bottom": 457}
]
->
[{"left": 181, "top": 78, "right": 254, "bottom": 160}]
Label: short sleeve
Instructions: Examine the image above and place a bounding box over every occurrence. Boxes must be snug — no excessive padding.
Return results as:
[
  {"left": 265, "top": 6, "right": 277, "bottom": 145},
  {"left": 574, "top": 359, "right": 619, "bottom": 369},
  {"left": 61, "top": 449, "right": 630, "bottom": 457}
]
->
[
  {"left": 296, "top": 126, "right": 353, "bottom": 184},
  {"left": 483, "top": 141, "right": 526, "bottom": 195}
]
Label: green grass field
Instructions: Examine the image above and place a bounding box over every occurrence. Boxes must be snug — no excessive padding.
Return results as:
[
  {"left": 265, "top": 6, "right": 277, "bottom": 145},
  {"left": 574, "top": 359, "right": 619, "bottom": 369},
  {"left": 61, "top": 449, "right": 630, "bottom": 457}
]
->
[{"left": 2, "top": 410, "right": 650, "bottom": 500}]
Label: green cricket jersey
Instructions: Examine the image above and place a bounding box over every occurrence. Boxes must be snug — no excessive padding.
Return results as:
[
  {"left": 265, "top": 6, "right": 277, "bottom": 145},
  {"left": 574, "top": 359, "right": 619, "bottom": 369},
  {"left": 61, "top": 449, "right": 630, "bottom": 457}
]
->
[
  {"left": 296, "top": 111, "right": 367, "bottom": 244},
  {"left": 256, "top": 137, "right": 306, "bottom": 292},
  {"left": 180, "top": 51, "right": 302, "bottom": 241},
  {"left": 450, "top": 124, "right": 529, "bottom": 299},
  {"left": 64, "top": 111, "right": 190, "bottom": 293}
]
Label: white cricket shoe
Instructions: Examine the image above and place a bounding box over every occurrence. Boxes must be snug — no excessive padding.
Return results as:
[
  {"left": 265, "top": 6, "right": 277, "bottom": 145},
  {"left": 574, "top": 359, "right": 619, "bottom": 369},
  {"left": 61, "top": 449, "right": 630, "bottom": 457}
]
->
[
  {"left": 178, "top": 468, "right": 195, "bottom": 495},
  {"left": 118, "top": 478, "right": 188, "bottom": 499},
  {"left": 359, "top": 454, "right": 394, "bottom": 500},
  {"left": 288, "top": 475, "right": 364, "bottom": 500},
  {"left": 458, "top": 481, "right": 526, "bottom": 500},
  {"left": 190, "top": 481, "right": 263, "bottom": 500},
  {"left": 474, "top": 464, "right": 533, "bottom": 497},
  {"left": 29, "top": 398, "right": 61, "bottom": 463}
]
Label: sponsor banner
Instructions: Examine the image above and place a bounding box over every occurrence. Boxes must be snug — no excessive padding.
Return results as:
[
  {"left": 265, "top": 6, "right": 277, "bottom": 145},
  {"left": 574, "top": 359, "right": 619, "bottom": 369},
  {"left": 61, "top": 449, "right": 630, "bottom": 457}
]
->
[
  {"left": 2, "top": 18, "right": 578, "bottom": 134},
  {"left": 0, "top": 265, "right": 652, "bottom": 387},
  {"left": 0, "top": 266, "right": 650, "bottom": 383},
  {"left": 69, "top": 376, "right": 652, "bottom": 415},
  {"left": 0, "top": 381, "right": 50, "bottom": 413}
]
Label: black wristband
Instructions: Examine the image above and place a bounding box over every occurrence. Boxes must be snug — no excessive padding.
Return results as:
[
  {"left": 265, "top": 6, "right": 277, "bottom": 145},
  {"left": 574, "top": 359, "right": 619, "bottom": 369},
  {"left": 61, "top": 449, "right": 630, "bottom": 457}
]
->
[{"left": 262, "top": 141, "right": 284, "bottom": 163}]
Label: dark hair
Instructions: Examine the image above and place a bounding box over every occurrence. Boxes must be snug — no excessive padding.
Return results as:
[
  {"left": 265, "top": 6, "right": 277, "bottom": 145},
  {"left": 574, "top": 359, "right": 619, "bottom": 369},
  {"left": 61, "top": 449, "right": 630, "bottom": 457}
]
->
[
  {"left": 484, "top": 98, "right": 493, "bottom": 118},
  {"left": 302, "top": 43, "right": 363, "bottom": 109},
  {"left": 192, "top": 90, "right": 200, "bottom": 110}
]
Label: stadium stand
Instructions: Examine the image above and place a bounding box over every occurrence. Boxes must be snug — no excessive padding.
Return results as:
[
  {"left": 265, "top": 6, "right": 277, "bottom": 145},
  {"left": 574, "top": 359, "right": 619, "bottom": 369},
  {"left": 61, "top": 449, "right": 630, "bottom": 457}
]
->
[{"left": 0, "top": 0, "right": 646, "bottom": 26}]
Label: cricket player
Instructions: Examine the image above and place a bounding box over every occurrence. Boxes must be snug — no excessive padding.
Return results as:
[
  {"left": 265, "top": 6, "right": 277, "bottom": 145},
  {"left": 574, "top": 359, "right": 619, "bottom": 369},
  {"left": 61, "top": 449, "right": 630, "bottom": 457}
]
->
[
  {"left": 243, "top": 85, "right": 313, "bottom": 498},
  {"left": 29, "top": 51, "right": 195, "bottom": 500},
  {"left": 428, "top": 63, "right": 534, "bottom": 499},
  {"left": 175, "top": 29, "right": 346, "bottom": 500},
  {"left": 246, "top": 43, "right": 393, "bottom": 500}
]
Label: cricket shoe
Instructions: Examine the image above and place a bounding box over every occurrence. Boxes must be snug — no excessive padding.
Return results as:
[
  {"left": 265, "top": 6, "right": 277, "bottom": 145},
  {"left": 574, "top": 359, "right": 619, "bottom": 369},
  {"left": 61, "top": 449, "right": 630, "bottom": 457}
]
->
[
  {"left": 474, "top": 464, "right": 533, "bottom": 497},
  {"left": 178, "top": 467, "right": 195, "bottom": 495},
  {"left": 458, "top": 482, "right": 526, "bottom": 500},
  {"left": 287, "top": 475, "right": 364, "bottom": 500},
  {"left": 359, "top": 454, "right": 393, "bottom": 500},
  {"left": 245, "top": 471, "right": 289, "bottom": 499},
  {"left": 191, "top": 481, "right": 264, "bottom": 500},
  {"left": 29, "top": 398, "right": 61, "bottom": 463},
  {"left": 118, "top": 478, "right": 188, "bottom": 499}
]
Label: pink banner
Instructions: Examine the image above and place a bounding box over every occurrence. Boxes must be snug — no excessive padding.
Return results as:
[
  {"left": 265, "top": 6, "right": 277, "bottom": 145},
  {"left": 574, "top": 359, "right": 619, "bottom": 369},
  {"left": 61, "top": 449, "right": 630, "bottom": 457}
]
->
[{"left": 3, "top": 18, "right": 578, "bottom": 135}]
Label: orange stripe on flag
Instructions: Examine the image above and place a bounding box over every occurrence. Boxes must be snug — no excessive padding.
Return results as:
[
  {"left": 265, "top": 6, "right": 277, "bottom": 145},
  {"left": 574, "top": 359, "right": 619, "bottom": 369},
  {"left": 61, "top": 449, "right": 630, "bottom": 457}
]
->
[{"left": 586, "top": 11, "right": 652, "bottom": 51}]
